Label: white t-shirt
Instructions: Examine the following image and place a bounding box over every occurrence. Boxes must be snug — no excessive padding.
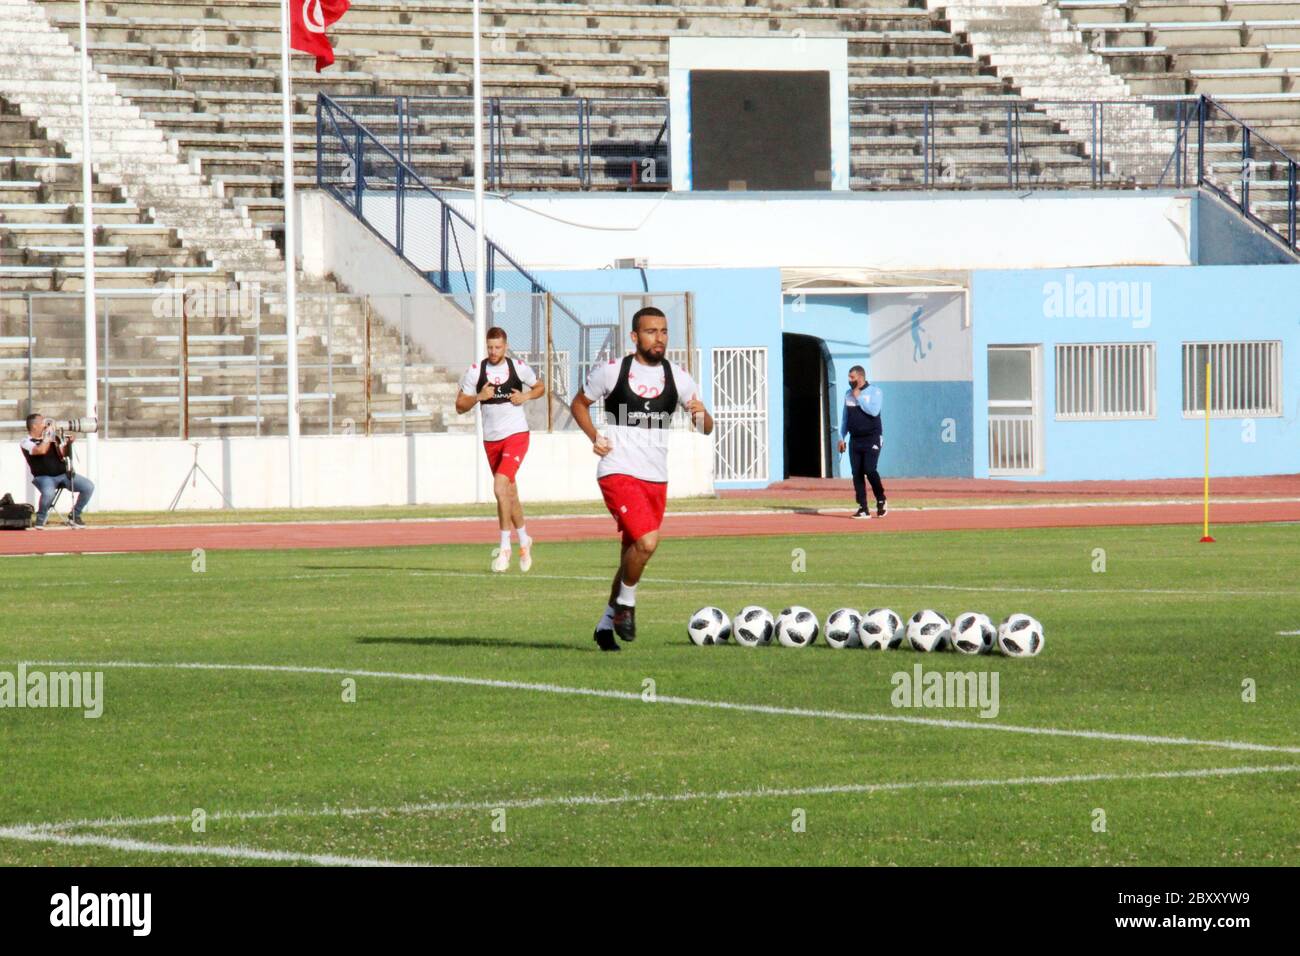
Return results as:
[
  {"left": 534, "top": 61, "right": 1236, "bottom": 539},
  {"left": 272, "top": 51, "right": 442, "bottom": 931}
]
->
[
  {"left": 582, "top": 357, "right": 699, "bottom": 483},
  {"left": 459, "top": 358, "right": 539, "bottom": 442}
]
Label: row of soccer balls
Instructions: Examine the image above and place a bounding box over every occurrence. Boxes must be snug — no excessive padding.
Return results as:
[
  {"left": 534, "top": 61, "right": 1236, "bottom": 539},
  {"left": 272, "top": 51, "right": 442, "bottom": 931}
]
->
[{"left": 689, "top": 606, "right": 1046, "bottom": 657}]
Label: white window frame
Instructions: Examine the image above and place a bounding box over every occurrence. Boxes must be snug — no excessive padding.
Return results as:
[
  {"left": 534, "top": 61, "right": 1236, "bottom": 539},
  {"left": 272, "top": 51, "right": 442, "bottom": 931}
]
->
[
  {"left": 1181, "top": 341, "right": 1282, "bottom": 418},
  {"left": 1054, "top": 342, "right": 1156, "bottom": 421},
  {"left": 988, "top": 344, "right": 1043, "bottom": 476}
]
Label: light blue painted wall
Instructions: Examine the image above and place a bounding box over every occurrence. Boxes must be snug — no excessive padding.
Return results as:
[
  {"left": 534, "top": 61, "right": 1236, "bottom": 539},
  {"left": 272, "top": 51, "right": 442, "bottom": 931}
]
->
[
  {"left": 781, "top": 295, "right": 973, "bottom": 477},
  {"left": 874, "top": 382, "right": 974, "bottom": 477},
  {"left": 536, "top": 266, "right": 786, "bottom": 487},
  {"left": 782, "top": 295, "right": 867, "bottom": 478},
  {"left": 972, "top": 264, "right": 1300, "bottom": 480}
]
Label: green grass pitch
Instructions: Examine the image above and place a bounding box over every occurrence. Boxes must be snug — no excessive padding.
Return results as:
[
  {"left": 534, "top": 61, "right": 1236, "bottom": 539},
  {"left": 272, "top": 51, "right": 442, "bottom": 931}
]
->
[{"left": 1, "top": 522, "right": 1297, "bottom": 866}]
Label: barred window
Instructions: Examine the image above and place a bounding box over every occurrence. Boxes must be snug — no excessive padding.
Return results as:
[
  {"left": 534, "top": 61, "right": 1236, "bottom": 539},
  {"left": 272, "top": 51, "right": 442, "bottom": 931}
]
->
[
  {"left": 1182, "top": 342, "right": 1281, "bottom": 417},
  {"left": 1055, "top": 343, "right": 1155, "bottom": 420}
]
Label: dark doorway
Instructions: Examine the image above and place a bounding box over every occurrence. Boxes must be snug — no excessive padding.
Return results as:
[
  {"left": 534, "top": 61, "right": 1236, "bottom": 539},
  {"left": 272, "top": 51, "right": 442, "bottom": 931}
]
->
[
  {"left": 689, "top": 70, "right": 832, "bottom": 191},
  {"left": 783, "top": 333, "right": 834, "bottom": 478}
]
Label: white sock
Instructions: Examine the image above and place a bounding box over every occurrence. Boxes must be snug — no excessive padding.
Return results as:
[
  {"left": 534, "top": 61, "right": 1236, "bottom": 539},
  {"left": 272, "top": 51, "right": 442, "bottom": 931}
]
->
[
  {"left": 617, "top": 581, "right": 637, "bottom": 607},
  {"left": 499, "top": 531, "right": 511, "bottom": 551},
  {"left": 517, "top": 527, "right": 531, "bottom": 549},
  {"left": 597, "top": 604, "right": 614, "bottom": 629}
]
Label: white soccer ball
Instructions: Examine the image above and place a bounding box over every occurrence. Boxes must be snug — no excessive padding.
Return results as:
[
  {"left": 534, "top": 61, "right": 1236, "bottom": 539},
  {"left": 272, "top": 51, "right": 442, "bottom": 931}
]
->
[
  {"left": 776, "top": 606, "right": 819, "bottom": 648},
  {"left": 951, "top": 611, "right": 997, "bottom": 655},
  {"left": 998, "top": 613, "right": 1045, "bottom": 657},
  {"left": 858, "top": 608, "right": 904, "bottom": 649},
  {"left": 732, "top": 605, "right": 775, "bottom": 647},
  {"left": 824, "top": 608, "right": 862, "bottom": 649},
  {"left": 906, "top": 609, "right": 951, "bottom": 652},
  {"left": 687, "top": 606, "right": 731, "bottom": 646}
]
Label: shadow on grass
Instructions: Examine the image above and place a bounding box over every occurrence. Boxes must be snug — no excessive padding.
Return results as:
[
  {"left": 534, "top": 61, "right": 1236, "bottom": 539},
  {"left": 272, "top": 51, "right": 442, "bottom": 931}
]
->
[{"left": 356, "top": 635, "right": 587, "bottom": 653}]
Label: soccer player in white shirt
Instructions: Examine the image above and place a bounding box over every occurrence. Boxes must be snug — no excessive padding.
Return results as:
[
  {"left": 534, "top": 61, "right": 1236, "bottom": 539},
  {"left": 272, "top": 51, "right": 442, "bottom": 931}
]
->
[
  {"left": 571, "top": 307, "right": 713, "bottom": 651},
  {"left": 456, "top": 327, "right": 546, "bottom": 572}
]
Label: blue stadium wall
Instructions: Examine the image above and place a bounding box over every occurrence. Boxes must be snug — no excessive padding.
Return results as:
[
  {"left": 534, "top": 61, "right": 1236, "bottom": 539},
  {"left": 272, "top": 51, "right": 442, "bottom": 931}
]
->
[
  {"left": 535, "top": 266, "right": 786, "bottom": 489},
  {"left": 537, "top": 258, "right": 1298, "bottom": 487},
  {"left": 535, "top": 268, "right": 973, "bottom": 486},
  {"left": 971, "top": 263, "right": 1300, "bottom": 481},
  {"left": 781, "top": 294, "right": 974, "bottom": 479}
]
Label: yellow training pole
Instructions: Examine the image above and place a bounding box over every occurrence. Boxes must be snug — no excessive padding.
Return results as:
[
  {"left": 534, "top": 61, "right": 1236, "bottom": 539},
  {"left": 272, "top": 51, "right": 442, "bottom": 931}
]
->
[{"left": 1200, "top": 359, "right": 1215, "bottom": 543}]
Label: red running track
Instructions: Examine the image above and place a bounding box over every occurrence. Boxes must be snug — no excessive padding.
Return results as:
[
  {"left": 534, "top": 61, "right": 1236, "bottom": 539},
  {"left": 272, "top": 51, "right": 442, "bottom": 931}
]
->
[
  {"left": 723, "top": 474, "right": 1300, "bottom": 500},
  {"left": 2, "top": 498, "right": 1298, "bottom": 556}
]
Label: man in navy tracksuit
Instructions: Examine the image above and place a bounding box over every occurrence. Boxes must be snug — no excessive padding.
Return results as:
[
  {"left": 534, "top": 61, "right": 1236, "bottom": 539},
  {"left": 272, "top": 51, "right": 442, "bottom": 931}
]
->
[{"left": 837, "top": 365, "right": 887, "bottom": 519}]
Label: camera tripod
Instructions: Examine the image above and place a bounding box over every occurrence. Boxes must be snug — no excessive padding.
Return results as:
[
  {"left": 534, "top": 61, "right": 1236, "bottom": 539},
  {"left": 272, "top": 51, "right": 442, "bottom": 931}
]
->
[
  {"left": 45, "top": 432, "right": 81, "bottom": 526},
  {"left": 169, "top": 441, "right": 234, "bottom": 511}
]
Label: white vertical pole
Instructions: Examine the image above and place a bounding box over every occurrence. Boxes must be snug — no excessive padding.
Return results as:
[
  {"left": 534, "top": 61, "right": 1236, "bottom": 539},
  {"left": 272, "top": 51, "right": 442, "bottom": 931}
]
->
[
  {"left": 279, "top": 0, "right": 302, "bottom": 507},
  {"left": 471, "top": 0, "right": 487, "bottom": 504},
  {"left": 78, "top": 0, "right": 98, "bottom": 475}
]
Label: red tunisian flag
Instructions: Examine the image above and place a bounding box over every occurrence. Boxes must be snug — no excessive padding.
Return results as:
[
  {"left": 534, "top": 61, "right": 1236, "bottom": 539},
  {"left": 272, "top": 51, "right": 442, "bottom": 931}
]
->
[{"left": 290, "top": 0, "right": 351, "bottom": 72}]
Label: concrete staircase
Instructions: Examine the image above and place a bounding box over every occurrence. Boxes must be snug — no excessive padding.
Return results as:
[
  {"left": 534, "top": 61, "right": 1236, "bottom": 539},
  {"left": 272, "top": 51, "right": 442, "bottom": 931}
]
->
[
  {"left": 27, "top": 0, "right": 1110, "bottom": 204},
  {"left": 0, "top": 0, "right": 469, "bottom": 437},
  {"left": 932, "top": 0, "right": 1184, "bottom": 183},
  {"left": 0, "top": 0, "right": 279, "bottom": 277}
]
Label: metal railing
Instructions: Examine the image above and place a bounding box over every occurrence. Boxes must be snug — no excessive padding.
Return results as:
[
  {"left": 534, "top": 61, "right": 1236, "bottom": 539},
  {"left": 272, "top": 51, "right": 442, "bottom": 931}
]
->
[
  {"left": 321, "top": 93, "right": 1300, "bottom": 255},
  {"left": 317, "top": 93, "right": 602, "bottom": 338},
  {"left": 0, "top": 289, "right": 695, "bottom": 440},
  {"left": 1198, "top": 98, "right": 1300, "bottom": 253}
]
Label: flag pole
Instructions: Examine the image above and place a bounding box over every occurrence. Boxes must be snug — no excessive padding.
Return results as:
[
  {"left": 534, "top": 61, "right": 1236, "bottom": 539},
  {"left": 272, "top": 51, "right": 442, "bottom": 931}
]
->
[
  {"left": 78, "top": 0, "right": 98, "bottom": 476},
  {"left": 471, "top": 0, "right": 487, "bottom": 505},
  {"left": 279, "top": 0, "right": 303, "bottom": 508},
  {"left": 1200, "top": 359, "right": 1215, "bottom": 543}
]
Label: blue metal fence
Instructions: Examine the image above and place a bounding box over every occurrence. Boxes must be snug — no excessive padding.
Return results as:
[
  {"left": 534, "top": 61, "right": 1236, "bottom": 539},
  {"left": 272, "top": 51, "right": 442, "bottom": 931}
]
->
[
  {"left": 319, "top": 92, "right": 1300, "bottom": 260},
  {"left": 1198, "top": 97, "right": 1300, "bottom": 253},
  {"left": 317, "top": 93, "right": 601, "bottom": 344}
]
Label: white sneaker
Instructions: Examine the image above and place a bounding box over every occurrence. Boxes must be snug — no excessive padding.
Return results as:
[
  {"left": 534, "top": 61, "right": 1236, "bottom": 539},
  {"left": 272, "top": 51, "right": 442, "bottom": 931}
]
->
[
  {"left": 491, "top": 547, "right": 511, "bottom": 573},
  {"left": 519, "top": 544, "right": 532, "bottom": 573}
]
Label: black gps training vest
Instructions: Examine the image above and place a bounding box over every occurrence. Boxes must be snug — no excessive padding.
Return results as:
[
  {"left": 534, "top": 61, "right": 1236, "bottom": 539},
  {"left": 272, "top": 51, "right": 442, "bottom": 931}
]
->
[
  {"left": 603, "top": 354, "right": 679, "bottom": 428},
  {"left": 475, "top": 356, "right": 524, "bottom": 405}
]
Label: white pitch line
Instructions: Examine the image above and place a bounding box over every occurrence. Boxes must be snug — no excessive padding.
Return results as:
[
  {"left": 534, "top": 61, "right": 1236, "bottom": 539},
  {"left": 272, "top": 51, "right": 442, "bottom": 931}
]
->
[
  {"left": 292, "top": 567, "right": 1300, "bottom": 598},
  {"left": 25, "top": 764, "right": 1300, "bottom": 835},
  {"left": 22, "top": 659, "right": 1300, "bottom": 756},
  {"left": 0, "top": 824, "right": 421, "bottom": 867},
  {"left": 1278, "top": 630, "right": 1300, "bottom": 635},
  {"left": 15, "top": 496, "right": 1300, "bottom": 541}
]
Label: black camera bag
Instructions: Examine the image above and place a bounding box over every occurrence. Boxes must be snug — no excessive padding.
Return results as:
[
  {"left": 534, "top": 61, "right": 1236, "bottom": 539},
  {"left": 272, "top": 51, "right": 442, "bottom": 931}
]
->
[{"left": 0, "top": 492, "right": 35, "bottom": 530}]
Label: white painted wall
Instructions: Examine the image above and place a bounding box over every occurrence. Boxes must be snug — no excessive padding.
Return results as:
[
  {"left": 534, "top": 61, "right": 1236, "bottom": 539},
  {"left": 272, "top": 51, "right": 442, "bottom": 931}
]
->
[
  {"left": 300, "top": 188, "right": 1195, "bottom": 288},
  {"left": 1, "top": 431, "right": 715, "bottom": 512},
  {"left": 297, "top": 190, "right": 474, "bottom": 369},
  {"left": 418, "top": 192, "right": 1194, "bottom": 272}
]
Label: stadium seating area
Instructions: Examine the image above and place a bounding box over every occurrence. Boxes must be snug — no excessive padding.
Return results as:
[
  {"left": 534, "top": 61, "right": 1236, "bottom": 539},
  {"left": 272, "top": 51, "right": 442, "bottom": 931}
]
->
[
  {"left": 1060, "top": 0, "right": 1300, "bottom": 144},
  {"left": 0, "top": 92, "right": 466, "bottom": 439},
  {"left": 3, "top": 0, "right": 1297, "bottom": 441},
  {"left": 29, "top": 0, "right": 1116, "bottom": 225},
  {"left": 1051, "top": 0, "right": 1300, "bottom": 231}
]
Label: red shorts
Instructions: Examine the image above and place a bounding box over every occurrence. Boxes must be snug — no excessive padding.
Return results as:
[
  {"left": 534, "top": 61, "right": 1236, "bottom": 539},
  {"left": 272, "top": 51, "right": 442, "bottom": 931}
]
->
[
  {"left": 598, "top": 474, "right": 667, "bottom": 548},
  {"left": 483, "top": 431, "right": 529, "bottom": 482}
]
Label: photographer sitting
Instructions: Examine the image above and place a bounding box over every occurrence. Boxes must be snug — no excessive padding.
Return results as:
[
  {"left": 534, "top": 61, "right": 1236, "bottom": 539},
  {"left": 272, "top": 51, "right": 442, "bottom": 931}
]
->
[{"left": 19, "top": 413, "right": 93, "bottom": 529}]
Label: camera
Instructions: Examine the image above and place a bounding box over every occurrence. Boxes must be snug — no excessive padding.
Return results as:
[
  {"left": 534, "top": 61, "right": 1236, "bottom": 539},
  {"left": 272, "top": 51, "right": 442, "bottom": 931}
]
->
[{"left": 51, "top": 418, "right": 98, "bottom": 435}]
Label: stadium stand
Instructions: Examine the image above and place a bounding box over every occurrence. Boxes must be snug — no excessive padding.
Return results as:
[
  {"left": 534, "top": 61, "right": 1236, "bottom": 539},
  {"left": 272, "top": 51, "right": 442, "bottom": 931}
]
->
[
  {"left": 1, "top": 0, "right": 495, "bottom": 441},
  {"left": 0, "top": 85, "right": 463, "bottom": 439},
  {"left": 1044, "top": 0, "right": 1300, "bottom": 232},
  {"left": 25, "top": 0, "right": 1117, "bottom": 225},
  {"left": 1058, "top": 0, "right": 1300, "bottom": 137},
  {"left": 6, "top": 0, "right": 1292, "bottom": 440},
  {"left": 932, "top": 0, "right": 1181, "bottom": 185}
]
